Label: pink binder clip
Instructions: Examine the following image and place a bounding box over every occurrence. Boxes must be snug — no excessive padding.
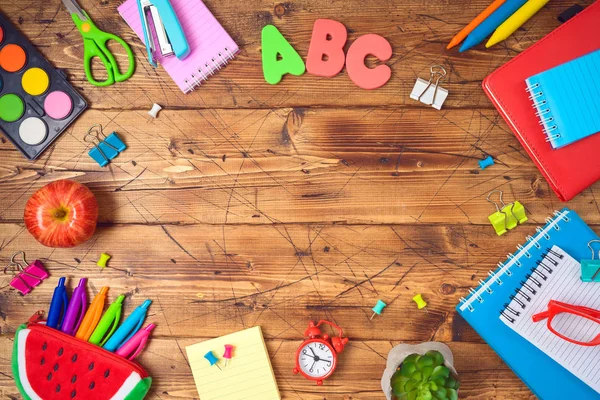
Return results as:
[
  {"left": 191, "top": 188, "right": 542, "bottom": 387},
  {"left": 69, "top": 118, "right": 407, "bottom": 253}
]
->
[{"left": 4, "top": 251, "right": 49, "bottom": 295}]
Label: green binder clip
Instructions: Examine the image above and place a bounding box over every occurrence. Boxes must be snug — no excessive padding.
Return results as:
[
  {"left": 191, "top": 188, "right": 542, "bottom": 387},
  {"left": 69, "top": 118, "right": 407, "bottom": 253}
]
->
[
  {"left": 487, "top": 190, "right": 527, "bottom": 236},
  {"left": 581, "top": 240, "right": 600, "bottom": 282},
  {"left": 487, "top": 190, "right": 507, "bottom": 236},
  {"left": 511, "top": 201, "right": 528, "bottom": 224}
]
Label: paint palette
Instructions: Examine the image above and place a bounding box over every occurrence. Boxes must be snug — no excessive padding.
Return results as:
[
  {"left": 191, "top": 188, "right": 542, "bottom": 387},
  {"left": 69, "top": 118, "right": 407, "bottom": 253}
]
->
[{"left": 0, "top": 12, "right": 87, "bottom": 160}]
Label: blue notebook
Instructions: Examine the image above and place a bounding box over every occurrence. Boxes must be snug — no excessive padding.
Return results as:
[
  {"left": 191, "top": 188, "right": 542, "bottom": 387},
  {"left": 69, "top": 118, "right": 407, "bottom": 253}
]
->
[
  {"left": 456, "top": 208, "right": 600, "bottom": 399},
  {"left": 526, "top": 50, "right": 600, "bottom": 149}
]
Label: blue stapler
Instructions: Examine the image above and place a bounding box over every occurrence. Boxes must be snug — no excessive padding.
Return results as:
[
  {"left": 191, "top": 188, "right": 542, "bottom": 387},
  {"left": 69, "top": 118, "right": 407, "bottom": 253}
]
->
[{"left": 137, "top": 0, "right": 190, "bottom": 67}]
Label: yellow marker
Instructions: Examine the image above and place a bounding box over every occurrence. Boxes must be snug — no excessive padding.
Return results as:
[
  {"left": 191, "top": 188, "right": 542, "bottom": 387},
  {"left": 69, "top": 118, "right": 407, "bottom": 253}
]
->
[
  {"left": 76, "top": 287, "right": 109, "bottom": 341},
  {"left": 486, "top": 0, "right": 550, "bottom": 48},
  {"left": 413, "top": 294, "right": 427, "bottom": 310}
]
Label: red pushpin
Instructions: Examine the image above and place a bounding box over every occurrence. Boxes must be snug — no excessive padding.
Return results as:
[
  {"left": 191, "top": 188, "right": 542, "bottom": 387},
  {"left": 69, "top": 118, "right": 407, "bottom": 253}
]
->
[{"left": 223, "top": 344, "right": 234, "bottom": 368}]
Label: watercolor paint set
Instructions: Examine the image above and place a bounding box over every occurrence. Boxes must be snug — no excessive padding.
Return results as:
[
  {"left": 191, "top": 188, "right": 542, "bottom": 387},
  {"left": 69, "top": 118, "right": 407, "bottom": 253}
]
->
[{"left": 0, "top": 11, "right": 87, "bottom": 159}]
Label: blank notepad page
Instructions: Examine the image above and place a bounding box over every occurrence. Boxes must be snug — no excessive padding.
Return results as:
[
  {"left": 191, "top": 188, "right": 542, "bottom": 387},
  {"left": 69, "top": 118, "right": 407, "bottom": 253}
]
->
[
  {"left": 500, "top": 246, "right": 600, "bottom": 394},
  {"left": 185, "top": 326, "right": 281, "bottom": 400},
  {"left": 526, "top": 49, "right": 600, "bottom": 148}
]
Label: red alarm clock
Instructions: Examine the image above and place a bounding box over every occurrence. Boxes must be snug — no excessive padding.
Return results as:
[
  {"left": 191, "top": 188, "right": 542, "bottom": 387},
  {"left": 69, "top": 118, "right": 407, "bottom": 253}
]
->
[{"left": 293, "top": 320, "right": 349, "bottom": 385}]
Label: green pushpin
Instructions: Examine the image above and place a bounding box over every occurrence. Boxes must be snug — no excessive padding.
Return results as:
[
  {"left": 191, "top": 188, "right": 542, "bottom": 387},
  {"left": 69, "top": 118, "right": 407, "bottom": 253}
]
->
[{"left": 370, "top": 300, "right": 387, "bottom": 320}]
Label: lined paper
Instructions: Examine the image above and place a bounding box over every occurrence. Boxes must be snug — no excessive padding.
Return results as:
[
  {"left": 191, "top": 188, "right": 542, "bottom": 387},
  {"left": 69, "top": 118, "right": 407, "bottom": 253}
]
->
[
  {"left": 118, "top": 0, "right": 239, "bottom": 93},
  {"left": 185, "top": 326, "right": 281, "bottom": 400},
  {"left": 501, "top": 246, "right": 600, "bottom": 394},
  {"left": 526, "top": 49, "right": 600, "bottom": 148}
]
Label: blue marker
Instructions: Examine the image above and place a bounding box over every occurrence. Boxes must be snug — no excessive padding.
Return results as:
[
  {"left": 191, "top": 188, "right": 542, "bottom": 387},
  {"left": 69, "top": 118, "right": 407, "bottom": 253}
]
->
[
  {"left": 103, "top": 299, "right": 152, "bottom": 352},
  {"left": 460, "top": 0, "right": 528, "bottom": 52},
  {"left": 47, "top": 277, "right": 69, "bottom": 329}
]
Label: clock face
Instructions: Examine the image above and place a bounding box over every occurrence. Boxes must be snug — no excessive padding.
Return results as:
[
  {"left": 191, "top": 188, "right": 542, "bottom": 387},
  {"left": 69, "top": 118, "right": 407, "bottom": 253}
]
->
[{"left": 297, "top": 340, "right": 336, "bottom": 378}]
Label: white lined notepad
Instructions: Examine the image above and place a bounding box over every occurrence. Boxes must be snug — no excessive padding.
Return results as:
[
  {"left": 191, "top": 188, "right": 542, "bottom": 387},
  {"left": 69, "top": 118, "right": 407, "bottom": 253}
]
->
[
  {"left": 500, "top": 246, "right": 600, "bottom": 394},
  {"left": 185, "top": 326, "right": 281, "bottom": 400}
]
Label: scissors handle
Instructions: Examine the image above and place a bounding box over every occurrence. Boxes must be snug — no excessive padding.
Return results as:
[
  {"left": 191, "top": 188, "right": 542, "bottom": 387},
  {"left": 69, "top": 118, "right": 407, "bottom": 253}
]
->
[
  {"left": 73, "top": 12, "right": 135, "bottom": 87},
  {"left": 91, "top": 32, "right": 136, "bottom": 83}
]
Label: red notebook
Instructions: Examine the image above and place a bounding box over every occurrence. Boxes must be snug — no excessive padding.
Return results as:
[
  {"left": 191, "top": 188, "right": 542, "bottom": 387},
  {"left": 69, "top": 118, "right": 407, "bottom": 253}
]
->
[{"left": 483, "top": 1, "right": 600, "bottom": 201}]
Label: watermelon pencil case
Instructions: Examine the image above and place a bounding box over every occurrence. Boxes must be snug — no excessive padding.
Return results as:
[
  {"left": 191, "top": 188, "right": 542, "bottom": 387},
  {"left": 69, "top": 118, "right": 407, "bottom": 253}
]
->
[{"left": 12, "top": 317, "right": 152, "bottom": 400}]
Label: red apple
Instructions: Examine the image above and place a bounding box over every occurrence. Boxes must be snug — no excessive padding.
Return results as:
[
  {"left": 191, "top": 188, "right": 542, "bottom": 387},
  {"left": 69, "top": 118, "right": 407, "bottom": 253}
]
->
[{"left": 24, "top": 180, "right": 98, "bottom": 248}]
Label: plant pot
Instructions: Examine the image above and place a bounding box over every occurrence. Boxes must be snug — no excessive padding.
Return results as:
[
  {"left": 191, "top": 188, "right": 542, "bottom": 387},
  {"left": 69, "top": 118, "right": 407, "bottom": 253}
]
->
[{"left": 380, "top": 342, "right": 458, "bottom": 400}]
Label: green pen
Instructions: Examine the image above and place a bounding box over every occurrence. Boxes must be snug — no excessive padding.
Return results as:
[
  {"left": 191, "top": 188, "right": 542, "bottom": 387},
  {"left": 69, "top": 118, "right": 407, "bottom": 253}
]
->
[{"left": 88, "top": 295, "right": 125, "bottom": 346}]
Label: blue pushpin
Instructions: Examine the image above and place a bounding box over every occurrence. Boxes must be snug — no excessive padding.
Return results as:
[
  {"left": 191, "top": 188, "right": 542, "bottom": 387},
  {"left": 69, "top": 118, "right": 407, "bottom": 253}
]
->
[
  {"left": 478, "top": 156, "right": 494, "bottom": 170},
  {"left": 204, "top": 350, "right": 222, "bottom": 370},
  {"left": 370, "top": 300, "right": 387, "bottom": 320}
]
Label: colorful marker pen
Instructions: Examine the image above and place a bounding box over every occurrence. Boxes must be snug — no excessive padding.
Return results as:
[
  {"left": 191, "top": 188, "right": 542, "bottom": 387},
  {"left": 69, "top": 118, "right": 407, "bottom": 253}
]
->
[
  {"left": 60, "top": 278, "right": 88, "bottom": 335},
  {"left": 76, "top": 286, "right": 109, "bottom": 341},
  {"left": 116, "top": 323, "right": 156, "bottom": 360},
  {"left": 47, "top": 277, "right": 69, "bottom": 329},
  {"left": 103, "top": 299, "right": 152, "bottom": 352},
  {"left": 89, "top": 294, "right": 125, "bottom": 346}
]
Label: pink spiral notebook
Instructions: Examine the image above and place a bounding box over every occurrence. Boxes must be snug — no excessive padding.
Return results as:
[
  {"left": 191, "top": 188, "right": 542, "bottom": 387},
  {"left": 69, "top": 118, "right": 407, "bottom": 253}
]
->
[{"left": 118, "top": 0, "right": 239, "bottom": 93}]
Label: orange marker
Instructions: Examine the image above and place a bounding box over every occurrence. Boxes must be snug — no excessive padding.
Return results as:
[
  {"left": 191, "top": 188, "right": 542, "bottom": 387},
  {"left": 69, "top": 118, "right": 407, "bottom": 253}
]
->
[
  {"left": 75, "top": 286, "right": 109, "bottom": 341},
  {"left": 447, "top": 0, "right": 506, "bottom": 49}
]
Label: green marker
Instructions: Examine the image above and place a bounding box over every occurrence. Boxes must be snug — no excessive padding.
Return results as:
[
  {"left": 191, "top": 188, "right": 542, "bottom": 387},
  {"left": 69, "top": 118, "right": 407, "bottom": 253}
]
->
[{"left": 88, "top": 295, "right": 125, "bottom": 346}]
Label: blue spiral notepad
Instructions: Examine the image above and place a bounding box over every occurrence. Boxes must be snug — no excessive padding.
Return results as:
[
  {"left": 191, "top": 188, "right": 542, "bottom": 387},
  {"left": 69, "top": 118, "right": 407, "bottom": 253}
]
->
[
  {"left": 457, "top": 208, "right": 600, "bottom": 399},
  {"left": 526, "top": 50, "right": 600, "bottom": 149}
]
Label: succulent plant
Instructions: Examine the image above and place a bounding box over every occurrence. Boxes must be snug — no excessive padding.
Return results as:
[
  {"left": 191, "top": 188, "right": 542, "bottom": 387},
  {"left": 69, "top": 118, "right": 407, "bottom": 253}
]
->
[{"left": 390, "top": 350, "right": 459, "bottom": 400}]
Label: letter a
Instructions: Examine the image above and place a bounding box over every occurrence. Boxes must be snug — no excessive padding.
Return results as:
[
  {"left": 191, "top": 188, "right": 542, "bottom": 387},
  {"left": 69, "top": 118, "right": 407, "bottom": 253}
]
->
[
  {"left": 306, "top": 19, "right": 347, "bottom": 77},
  {"left": 261, "top": 25, "right": 306, "bottom": 85}
]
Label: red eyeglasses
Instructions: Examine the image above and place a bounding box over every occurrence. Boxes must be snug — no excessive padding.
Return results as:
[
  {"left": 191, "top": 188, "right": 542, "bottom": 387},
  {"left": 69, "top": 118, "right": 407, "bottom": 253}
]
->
[{"left": 533, "top": 300, "right": 600, "bottom": 346}]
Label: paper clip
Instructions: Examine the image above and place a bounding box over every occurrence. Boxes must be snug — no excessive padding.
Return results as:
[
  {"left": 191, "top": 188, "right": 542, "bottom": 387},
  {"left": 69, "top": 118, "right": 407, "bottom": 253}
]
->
[
  {"left": 4, "top": 251, "right": 49, "bottom": 295},
  {"left": 410, "top": 65, "right": 448, "bottom": 110},
  {"left": 581, "top": 240, "right": 600, "bottom": 282},
  {"left": 85, "top": 124, "right": 126, "bottom": 167}
]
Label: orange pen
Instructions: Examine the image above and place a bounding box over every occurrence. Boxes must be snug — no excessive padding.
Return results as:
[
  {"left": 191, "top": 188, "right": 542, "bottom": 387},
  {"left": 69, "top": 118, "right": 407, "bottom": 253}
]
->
[
  {"left": 447, "top": 0, "right": 506, "bottom": 49},
  {"left": 75, "top": 286, "right": 108, "bottom": 341}
]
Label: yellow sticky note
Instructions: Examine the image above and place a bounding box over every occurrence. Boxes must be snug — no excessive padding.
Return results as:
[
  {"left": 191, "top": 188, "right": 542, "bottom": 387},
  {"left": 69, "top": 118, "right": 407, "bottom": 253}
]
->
[{"left": 185, "top": 326, "right": 281, "bottom": 400}]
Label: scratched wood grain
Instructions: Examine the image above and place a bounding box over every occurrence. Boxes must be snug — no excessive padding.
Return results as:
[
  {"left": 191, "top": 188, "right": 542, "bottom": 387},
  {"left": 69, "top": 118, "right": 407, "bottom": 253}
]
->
[
  {"left": 1, "top": 109, "right": 600, "bottom": 225},
  {"left": 0, "top": 0, "right": 592, "bottom": 110},
  {"left": 1, "top": 0, "right": 598, "bottom": 399},
  {"left": 1, "top": 222, "right": 574, "bottom": 399}
]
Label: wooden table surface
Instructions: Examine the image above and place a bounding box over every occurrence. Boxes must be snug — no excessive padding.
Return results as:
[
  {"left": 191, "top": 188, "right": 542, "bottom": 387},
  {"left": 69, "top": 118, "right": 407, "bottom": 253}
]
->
[{"left": 1, "top": 0, "right": 598, "bottom": 398}]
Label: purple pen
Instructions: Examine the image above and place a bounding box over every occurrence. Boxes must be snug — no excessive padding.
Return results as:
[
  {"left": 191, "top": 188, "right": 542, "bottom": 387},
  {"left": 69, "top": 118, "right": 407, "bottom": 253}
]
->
[{"left": 60, "top": 278, "right": 88, "bottom": 335}]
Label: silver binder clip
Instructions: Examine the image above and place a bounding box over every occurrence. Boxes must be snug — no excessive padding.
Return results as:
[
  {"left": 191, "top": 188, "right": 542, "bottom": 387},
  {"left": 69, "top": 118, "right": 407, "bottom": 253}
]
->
[{"left": 410, "top": 65, "right": 448, "bottom": 110}]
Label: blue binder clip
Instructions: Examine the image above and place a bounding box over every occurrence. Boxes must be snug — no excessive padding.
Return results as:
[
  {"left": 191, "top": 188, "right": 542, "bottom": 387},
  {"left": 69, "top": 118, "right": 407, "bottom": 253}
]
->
[
  {"left": 85, "top": 124, "right": 126, "bottom": 167},
  {"left": 581, "top": 240, "right": 600, "bottom": 282}
]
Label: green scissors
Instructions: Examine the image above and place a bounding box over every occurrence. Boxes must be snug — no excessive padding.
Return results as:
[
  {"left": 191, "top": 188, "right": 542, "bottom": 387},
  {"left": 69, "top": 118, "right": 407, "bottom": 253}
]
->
[{"left": 62, "top": 0, "right": 135, "bottom": 86}]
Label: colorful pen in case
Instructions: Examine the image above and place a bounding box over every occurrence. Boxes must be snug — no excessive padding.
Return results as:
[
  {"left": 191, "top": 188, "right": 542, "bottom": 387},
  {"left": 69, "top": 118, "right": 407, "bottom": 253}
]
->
[
  {"left": 46, "top": 277, "right": 69, "bottom": 329},
  {"left": 60, "top": 278, "right": 88, "bottom": 335},
  {"left": 75, "top": 286, "right": 109, "bottom": 341},
  {"left": 116, "top": 323, "right": 156, "bottom": 360},
  {"left": 89, "top": 294, "right": 125, "bottom": 345},
  {"left": 103, "top": 299, "right": 152, "bottom": 352}
]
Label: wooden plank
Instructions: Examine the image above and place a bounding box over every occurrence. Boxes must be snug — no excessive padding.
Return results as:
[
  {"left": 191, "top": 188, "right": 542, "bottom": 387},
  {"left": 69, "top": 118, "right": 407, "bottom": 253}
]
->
[
  {"left": 0, "top": 0, "right": 589, "bottom": 109},
  {"left": 1, "top": 223, "right": 598, "bottom": 340},
  {"left": 1, "top": 109, "right": 599, "bottom": 225}
]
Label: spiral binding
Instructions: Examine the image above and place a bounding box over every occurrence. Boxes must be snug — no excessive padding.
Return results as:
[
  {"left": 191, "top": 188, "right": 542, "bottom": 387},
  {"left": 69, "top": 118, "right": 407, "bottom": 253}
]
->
[
  {"left": 525, "top": 81, "right": 561, "bottom": 144},
  {"left": 458, "top": 209, "right": 571, "bottom": 313},
  {"left": 183, "top": 47, "right": 237, "bottom": 94},
  {"left": 500, "top": 249, "right": 564, "bottom": 323}
]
